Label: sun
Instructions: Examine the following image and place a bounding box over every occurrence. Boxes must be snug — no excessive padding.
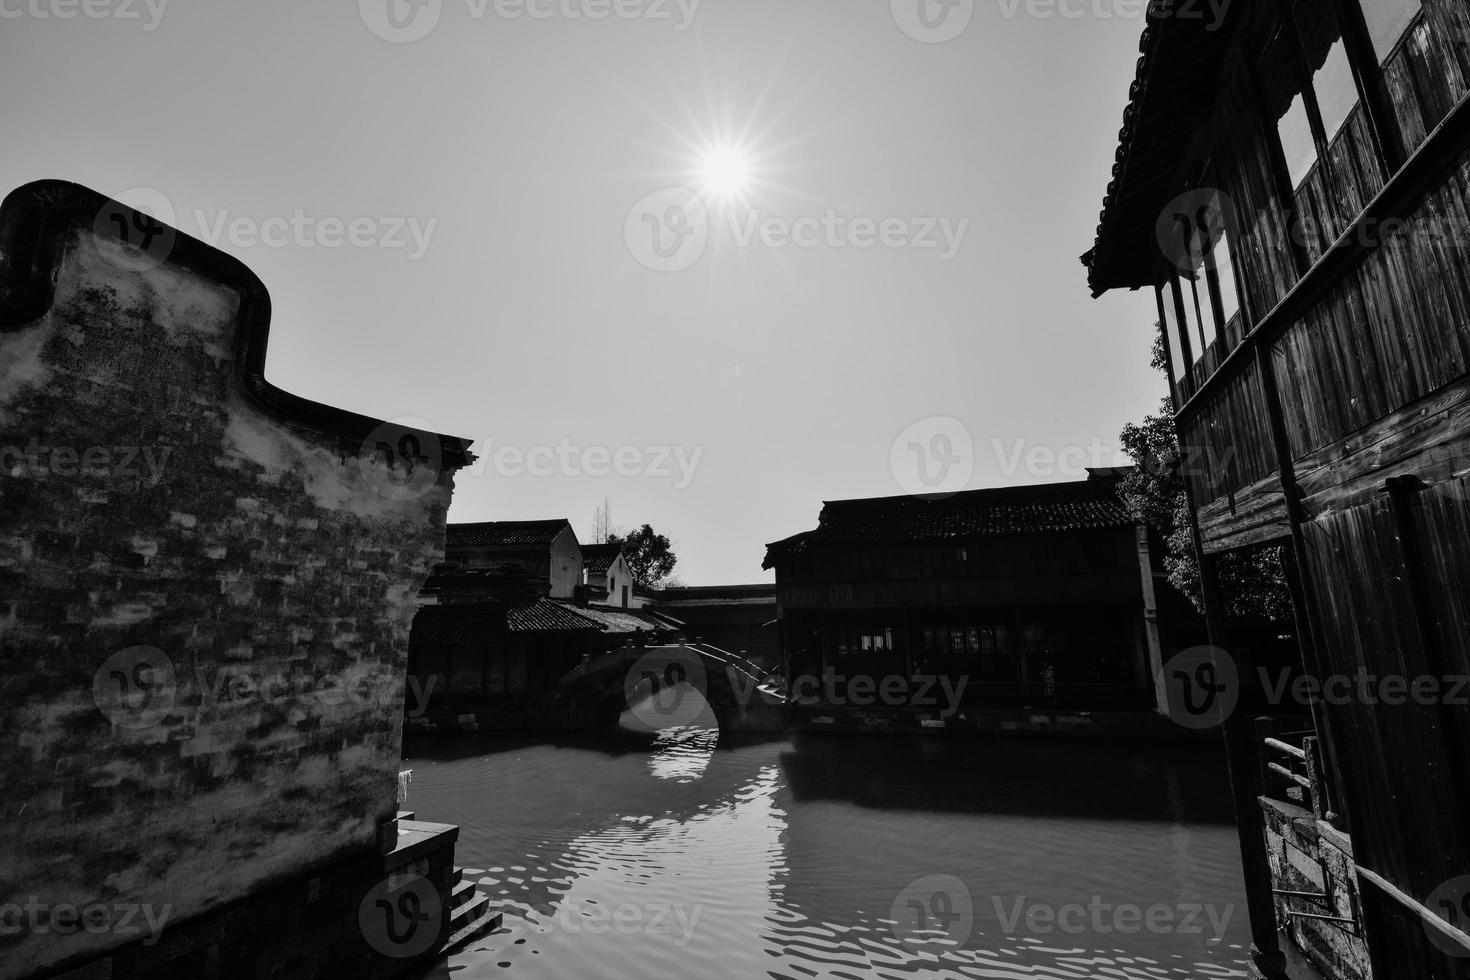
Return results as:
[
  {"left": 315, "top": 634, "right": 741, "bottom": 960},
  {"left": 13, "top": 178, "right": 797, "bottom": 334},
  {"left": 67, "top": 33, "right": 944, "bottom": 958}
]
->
[{"left": 698, "top": 143, "right": 753, "bottom": 199}]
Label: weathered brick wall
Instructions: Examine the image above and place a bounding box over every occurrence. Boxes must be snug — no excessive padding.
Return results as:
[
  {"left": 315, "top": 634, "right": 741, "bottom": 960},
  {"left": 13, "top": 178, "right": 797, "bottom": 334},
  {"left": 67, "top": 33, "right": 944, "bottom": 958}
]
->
[
  {"left": 0, "top": 184, "right": 466, "bottom": 980},
  {"left": 1261, "top": 797, "right": 1373, "bottom": 980}
]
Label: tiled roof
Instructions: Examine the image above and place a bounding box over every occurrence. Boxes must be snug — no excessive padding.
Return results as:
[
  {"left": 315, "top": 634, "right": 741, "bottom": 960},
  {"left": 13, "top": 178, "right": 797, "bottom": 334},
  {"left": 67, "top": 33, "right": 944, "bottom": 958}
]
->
[
  {"left": 581, "top": 544, "right": 623, "bottom": 574},
  {"left": 410, "top": 605, "right": 502, "bottom": 646},
  {"left": 654, "top": 584, "right": 777, "bottom": 606},
  {"left": 563, "top": 604, "right": 669, "bottom": 634},
  {"left": 505, "top": 597, "right": 602, "bottom": 633},
  {"left": 1081, "top": 7, "right": 1241, "bottom": 296},
  {"left": 764, "top": 476, "right": 1134, "bottom": 568},
  {"left": 447, "top": 519, "right": 571, "bottom": 547}
]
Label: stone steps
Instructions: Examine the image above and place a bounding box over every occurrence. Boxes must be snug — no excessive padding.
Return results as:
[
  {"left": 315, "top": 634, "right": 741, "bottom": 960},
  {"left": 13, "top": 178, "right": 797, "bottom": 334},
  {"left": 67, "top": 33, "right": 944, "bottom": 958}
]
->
[{"left": 441, "top": 869, "right": 500, "bottom": 955}]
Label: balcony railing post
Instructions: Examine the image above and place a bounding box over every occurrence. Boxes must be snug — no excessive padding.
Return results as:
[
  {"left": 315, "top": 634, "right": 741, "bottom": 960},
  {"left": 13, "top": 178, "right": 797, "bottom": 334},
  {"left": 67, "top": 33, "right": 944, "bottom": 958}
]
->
[{"left": 1302, "top": 735, "right": 1326, "bottom": 820}]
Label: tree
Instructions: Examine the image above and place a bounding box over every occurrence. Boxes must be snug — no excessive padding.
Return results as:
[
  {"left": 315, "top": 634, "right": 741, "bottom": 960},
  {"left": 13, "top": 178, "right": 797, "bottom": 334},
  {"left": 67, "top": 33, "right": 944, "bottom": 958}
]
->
[
  {"left": 1118, "top": 328, "right": 1293, "bottom": 622},
  {"left": 606, "top": 524, "right": 678, "bottom": 588}
]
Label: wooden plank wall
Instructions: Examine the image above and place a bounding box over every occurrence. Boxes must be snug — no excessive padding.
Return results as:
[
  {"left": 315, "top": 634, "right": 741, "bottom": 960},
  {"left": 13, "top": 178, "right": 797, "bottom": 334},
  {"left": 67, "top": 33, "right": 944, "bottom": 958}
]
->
[
  {"left": 1216, "top": 47, "right": 1300, "bottom": 324},
  {"left": 1273, "top": 146, "right": 1470, "bottom": 457},
  {"left": 1182, "top": 1, "right": 1470, "bottom": 970},
  {"left": 1178, "top": 357, "right": 1279, "bottom": 515}
]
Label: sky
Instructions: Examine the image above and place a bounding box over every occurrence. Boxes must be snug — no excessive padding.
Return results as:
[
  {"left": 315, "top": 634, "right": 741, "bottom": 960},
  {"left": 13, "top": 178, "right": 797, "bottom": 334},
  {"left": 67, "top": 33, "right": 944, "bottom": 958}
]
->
[{"left": 0, "top": 0, "right": 1163, "bottom": 585}]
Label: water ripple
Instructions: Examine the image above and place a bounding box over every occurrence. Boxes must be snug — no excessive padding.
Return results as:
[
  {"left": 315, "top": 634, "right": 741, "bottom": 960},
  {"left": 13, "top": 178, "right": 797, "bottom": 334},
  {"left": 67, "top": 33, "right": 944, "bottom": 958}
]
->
[{"left": 406, "top": 727, "right": 1250, "bottom": 980}]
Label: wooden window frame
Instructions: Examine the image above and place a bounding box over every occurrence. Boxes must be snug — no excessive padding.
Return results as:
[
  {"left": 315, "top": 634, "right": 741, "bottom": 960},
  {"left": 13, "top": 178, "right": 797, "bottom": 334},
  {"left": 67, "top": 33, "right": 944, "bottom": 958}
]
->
[{"left": 1156, "top": 182, "right": 1246, "bottom": 382}]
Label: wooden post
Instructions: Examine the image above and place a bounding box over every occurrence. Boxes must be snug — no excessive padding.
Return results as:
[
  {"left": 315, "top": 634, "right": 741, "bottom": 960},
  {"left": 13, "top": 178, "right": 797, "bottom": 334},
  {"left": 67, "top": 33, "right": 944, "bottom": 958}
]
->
[
  {"left": 1302, "top": 735, "right": 1327, "bottom": 821},
  {"left": 1193, "top": 526, "right": 1288, "bottom": 979}
]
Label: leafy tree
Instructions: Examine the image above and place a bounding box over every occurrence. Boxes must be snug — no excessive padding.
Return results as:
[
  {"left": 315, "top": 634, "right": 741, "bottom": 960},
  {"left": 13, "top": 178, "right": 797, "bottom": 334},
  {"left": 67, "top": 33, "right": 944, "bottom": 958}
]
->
[
  {"left": 606, "top": 524, "right": 678, "bottom": 588},
  {"left": 1118, "top": 328, "right": 1294, "bottom": 622}
]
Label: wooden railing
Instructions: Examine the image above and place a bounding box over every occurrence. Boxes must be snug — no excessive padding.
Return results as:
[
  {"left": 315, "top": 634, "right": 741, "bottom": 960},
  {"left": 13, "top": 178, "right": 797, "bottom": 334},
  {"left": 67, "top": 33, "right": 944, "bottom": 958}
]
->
[{"left": 1258, "top": 724, "right": 1333, "bottom": 821}]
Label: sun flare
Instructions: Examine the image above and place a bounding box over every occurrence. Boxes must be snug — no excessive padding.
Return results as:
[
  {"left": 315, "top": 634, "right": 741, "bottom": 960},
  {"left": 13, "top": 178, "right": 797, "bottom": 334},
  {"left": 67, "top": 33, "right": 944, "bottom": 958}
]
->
[{"left": 699, "top": 144, "right": 753, "bottom": 199}]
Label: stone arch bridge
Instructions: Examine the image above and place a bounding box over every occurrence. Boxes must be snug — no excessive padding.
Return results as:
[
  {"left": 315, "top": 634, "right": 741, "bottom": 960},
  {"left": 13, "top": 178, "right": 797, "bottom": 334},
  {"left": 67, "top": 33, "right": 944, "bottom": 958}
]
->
[{"left": 558, "top": 642, "right": 789, "bottom": 734}]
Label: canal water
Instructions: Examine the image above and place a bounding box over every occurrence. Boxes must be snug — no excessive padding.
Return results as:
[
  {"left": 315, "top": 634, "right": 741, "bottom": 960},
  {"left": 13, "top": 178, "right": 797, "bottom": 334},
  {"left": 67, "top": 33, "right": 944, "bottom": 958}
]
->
[{"left": 405, "top": 719, "right": 1251, "bottom": 980}]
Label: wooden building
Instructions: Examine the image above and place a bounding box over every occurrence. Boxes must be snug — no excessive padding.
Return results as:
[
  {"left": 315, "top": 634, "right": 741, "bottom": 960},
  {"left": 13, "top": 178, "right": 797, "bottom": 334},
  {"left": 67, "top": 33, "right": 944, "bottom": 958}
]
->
[
  {"left": 407, "top": 564, "right": 604, "bottom": 716},
  {"left": 1084, "top": 1, "right": 1470, "bottom": 976},
  {"left": 763, "top": 472, "right": 1196, "bottom": 712},
  {"left": 445, "top": 519, "right": 583, "bottom": 599}
]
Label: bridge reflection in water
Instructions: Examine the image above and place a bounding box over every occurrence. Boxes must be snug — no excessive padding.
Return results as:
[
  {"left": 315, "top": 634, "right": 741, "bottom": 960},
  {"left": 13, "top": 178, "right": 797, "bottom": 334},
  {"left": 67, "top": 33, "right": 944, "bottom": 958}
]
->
[{"left": 405, "top": 716, "right": 1251, "bottom": 980}]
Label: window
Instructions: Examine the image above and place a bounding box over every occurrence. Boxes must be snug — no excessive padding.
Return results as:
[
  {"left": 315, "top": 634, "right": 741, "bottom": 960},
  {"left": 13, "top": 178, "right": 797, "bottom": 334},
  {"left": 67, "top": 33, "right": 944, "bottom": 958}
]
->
[
  {"left": 921, "top": 625, "right": 1012, "bottom": 658},
  {"left": 1186, "top": 269, "right": 1219, "bottom": 353},
  {"left": 1359, "top": 0, "right": 1421, "bottom": 63},
  {"left": 1278, "top": 93, "right": 1319, "bottom": 188},
  {"left": 1179, "top": 273, "right": 1209, "bottom": 360},
  {"left": 1209, "top": 233, "right": 1240, "bottom": 326},
  {"left": 1258, "top": 2, "right": 1362, "bottom": 193},
  {"left": 838, "top": 627, "right": 894, "bottom": 656},
  {"left": 1159, "top": 283, "right": 1189, "bottom": 379},
  {"left": 1314, "top": 40, "right": 1358, "bottom": 140}
]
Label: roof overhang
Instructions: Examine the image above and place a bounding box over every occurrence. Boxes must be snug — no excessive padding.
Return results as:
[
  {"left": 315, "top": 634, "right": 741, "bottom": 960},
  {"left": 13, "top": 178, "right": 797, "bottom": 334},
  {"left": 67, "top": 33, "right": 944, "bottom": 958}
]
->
[{"left": 1081, "top": 3, "right": 1243, "bottom": 297}]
